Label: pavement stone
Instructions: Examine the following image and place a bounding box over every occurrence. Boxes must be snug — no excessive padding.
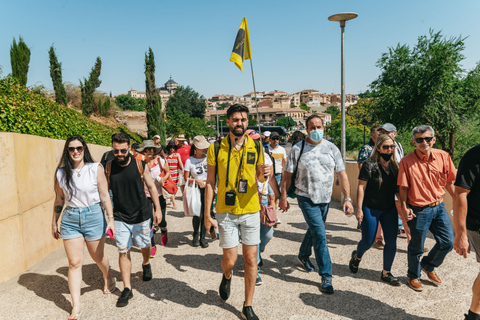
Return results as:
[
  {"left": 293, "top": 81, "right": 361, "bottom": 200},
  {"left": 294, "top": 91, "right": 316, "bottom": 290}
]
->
[{"left": 0, "top": 198, "right": 476, "bottom": 319}]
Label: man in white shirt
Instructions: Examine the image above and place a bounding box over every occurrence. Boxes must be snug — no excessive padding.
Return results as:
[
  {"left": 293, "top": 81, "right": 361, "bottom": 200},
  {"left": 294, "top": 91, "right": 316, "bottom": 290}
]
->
[{"left": 267, "top": 132, "right": 287, "bottom": 221}]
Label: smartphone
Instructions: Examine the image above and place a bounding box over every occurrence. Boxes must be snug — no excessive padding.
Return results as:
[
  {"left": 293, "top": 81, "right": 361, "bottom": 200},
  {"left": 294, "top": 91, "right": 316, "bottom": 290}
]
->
[
  {"left": 210, "top": 226, "right": 217, "bottom": 240},
  {"left": 107, "top": 229, "right": 114, "bottom": 239}
]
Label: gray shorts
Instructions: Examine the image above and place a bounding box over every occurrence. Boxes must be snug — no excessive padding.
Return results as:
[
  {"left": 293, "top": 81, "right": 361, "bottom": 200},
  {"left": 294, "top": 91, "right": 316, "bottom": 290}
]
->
[
  {"left": 216, "top": 211, "right": 260, "bottom": 249},
  {"left": 467, "top": 229, "right": 480, "bottom": 262}
]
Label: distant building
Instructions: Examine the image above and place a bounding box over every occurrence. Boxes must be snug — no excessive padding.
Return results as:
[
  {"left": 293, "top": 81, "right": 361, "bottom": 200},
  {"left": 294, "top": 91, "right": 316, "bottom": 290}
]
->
[{"left": 127, "top": 89, "right": 146, "bottom": 99}]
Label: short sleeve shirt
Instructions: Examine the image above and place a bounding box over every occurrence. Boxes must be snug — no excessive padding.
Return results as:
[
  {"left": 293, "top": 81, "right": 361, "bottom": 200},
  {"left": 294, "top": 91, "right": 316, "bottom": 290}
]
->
[
  {"left": 397, "top": 148, "right": 456, "bottom": 207},
  {"left": 177, "top": 144, "right": 191, "bottom": 166},
  {"left": 267, "top": 145, "right": 287, "bottom": 174},
  {"left": 185, "top": 157, "right": 208, "bottom": 181},
  {"left": 358, "top": 159, "right": 397, "bottom": 210},
  {"left": 455, "top": 144, "right": 480, "bottom": 231},
  {"left": 207, "top": 136, "right": 264, "bottom": 215},
  {"left": 357, "top": 140, "right": 375, "bottom": 164},
  {"left": 285, "top": 139, "right": 345, "bottom": 204}
]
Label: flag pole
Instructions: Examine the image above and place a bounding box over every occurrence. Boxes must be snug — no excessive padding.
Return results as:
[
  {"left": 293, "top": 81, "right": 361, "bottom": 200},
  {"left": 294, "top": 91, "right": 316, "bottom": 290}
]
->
[{"left": 249, "top": 59, "right": 266, "bottom": 168}]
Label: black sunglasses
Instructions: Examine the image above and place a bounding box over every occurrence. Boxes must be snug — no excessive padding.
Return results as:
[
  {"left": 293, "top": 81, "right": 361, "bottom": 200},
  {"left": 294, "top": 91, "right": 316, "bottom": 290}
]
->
[
  {"left": 271, "top": 137, "right": 280, "bottom": 140},
  {"left": 415, "top": 137, "right": 434, "bottom": 143},
  {"left": 68, "top": 146, "right": 84, "bottom": 153},
  {"left": 113, "top": 148, "right": 129, "bottom": 155}
]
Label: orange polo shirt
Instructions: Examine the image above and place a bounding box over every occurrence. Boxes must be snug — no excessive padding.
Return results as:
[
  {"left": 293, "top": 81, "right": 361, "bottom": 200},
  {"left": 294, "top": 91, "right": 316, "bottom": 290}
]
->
[{"left": 397, "top": 148, "right": 456, "bottom": 207}]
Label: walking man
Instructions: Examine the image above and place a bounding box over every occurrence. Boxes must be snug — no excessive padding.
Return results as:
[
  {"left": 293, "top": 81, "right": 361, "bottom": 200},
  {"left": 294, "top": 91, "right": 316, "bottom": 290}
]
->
[
  {"left": 453, "top": 144, "right": 480, "bottom": 320},
  {"left": 107, "top": 133, "right": 162, "bottom": 307},
  {"left": 267, "top": 131, "right": 286, "bottom": 221},
  {"left": 279, "top": 114, "right": 354, "bottom": 294},
  {"left": 204, "top": 104, "right": 270, "bottom": 320},
  {"left": 398, "top": 125, "right": 456, "bottom": 292}
]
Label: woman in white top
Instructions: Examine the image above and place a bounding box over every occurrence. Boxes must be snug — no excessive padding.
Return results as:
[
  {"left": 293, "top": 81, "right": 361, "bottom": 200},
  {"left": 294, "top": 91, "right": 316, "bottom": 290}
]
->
[
  {"left": 184, "top": 136, "right": 210, "bottom": 248},
  {"left": 52, "top": 135, "right": 116, "bottom": 320}
]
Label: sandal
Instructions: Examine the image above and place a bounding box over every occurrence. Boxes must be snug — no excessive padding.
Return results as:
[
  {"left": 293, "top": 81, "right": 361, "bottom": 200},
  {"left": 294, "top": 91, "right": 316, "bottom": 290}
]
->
[
  {"left": 103, "top": 277, "right": 116, "bottom": 294},
  {"left": 68, "top": 312, "right": 81, "bottom": 320}
]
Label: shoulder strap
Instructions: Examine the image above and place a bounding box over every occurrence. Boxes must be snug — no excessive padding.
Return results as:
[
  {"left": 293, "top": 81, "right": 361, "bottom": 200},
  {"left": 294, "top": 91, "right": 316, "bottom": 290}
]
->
[
  {"left": 214, "top": 141, "right": 220, "bottom": 182},
  {"left": 294, "top": 140, "right": 306, "bottom": 173},
  {"left": 136, "top": 158, "right": 144, "bottom": 182},
  {"left": 106, "top": 160, "right": 112, "bottom": 189}
]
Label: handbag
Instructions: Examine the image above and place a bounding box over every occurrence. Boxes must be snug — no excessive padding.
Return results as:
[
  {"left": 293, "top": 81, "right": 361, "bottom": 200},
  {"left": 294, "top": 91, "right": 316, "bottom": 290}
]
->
[
  {"left": 256, "top": 176, "right": 277, "bottom": 227},
  {"left": 158, "top": 158, "right": 179, "bottom": 195},
  {"left": 287, "top": 140, "right": 305, "bottom": 199}
]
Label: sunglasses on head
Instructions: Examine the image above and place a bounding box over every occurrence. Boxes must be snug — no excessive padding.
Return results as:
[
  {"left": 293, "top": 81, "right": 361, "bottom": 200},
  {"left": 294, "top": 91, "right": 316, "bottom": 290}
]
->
[
  {"left": 415, "top": 137, "right": 434, "bottom": 143},
  {"left": 68, "top": 146, "right": 84, "bottom": 153},
  {"left": 381, "top": 145, "right": 395, "bottom": 150},
  {"left": 113, "top": 148, "right": 129, "bottom": 155}
]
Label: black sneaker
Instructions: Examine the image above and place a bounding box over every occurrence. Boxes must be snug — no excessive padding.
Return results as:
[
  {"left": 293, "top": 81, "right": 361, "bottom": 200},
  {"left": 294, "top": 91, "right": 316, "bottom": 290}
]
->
[
  {"left": 116, "top": 288, "right": 133, "bottom": 307},
  {"left": 142, "top": 263, "right": 152, "bottom": 281},
  {"left": 349, "top": 250, "right": 360, "bottom": 273},
  {"left": 241, "top": 303, "right": 259, "bottom": 320},
  {"left": 200, "top": 240, "right": 209, "bottom": 248},
  {"left": 192, "top": 237, "right": 200, "bottom": 247},
  {"left": 297, "top": 255, "right": 315, "bottom": 272},
  {"left": 219, "top": 273, "right": 232, "bottom": 300},
  {"left": 381, "top": 272, "right": 401, "bottom": 286}
]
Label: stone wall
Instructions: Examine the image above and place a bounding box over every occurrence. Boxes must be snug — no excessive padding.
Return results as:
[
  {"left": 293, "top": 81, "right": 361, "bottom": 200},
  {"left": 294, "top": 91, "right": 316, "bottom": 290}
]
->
[{"left": 0, "top": 132, "right": 109, "bottom": 283}]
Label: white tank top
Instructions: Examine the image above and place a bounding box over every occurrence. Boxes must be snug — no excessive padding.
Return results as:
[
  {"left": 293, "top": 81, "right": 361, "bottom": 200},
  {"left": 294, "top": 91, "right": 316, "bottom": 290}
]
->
[{"left": 56, "top": 162, "right": 101, "bottom": 208}]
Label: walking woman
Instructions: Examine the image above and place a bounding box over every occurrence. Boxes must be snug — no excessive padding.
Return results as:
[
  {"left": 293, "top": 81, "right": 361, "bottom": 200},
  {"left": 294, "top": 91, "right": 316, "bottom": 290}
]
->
[
  {"left": 349, "top": 134, "right": 401, "bottom": 286},
  {"left": 184, "top": 136, "right": 210, "bottom": 248},
  {"left": 138, "top": 140, "right": 170, "bottom": 256},
  {"left": 52, "top": 135, "right": 116, "bottom": 320},
  {"left": 165, "top": 140, "right": 184, "bottom": 209}
]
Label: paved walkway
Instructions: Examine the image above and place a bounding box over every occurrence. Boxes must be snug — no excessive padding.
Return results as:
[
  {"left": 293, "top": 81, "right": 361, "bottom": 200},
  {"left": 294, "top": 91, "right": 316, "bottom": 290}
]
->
[{"left": 0, "top": 199, "right": 476, "bottom": 319}]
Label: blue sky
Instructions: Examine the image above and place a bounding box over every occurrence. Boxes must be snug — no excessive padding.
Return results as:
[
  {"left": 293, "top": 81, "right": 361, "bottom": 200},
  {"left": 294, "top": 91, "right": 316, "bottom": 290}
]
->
[{"left": 1, "top": 0, "right": 479, "bottom": 98}]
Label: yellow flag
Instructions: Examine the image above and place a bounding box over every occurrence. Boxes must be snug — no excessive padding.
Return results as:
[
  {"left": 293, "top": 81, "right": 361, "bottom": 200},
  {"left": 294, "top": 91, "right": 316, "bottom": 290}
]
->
[{"left": 229, "top": 17, "right": 251, "bottom": 72}]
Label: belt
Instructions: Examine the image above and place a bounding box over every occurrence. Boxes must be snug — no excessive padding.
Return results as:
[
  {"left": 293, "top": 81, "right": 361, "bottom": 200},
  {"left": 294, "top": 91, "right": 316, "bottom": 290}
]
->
[
  {"left": 409, "top": 198, "right": 443, "bottom": 210},
  {"left": 275, "top": 173, "right": 282, "bottom": 176}
]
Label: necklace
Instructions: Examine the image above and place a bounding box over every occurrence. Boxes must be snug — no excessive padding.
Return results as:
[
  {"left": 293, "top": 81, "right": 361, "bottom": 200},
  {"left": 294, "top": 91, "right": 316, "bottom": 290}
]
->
[{"left": 73, "top": 164, "right": 85, "bottom": 177}]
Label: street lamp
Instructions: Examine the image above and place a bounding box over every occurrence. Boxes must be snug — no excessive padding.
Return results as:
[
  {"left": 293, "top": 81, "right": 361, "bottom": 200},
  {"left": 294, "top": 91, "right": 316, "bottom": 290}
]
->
[{"left": 328, "top": 12, "right": 358, "bottom": 164}]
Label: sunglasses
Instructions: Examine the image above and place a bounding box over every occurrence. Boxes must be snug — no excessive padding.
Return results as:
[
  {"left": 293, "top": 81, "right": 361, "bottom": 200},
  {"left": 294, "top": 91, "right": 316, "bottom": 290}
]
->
[
  {"left": 415, "top": 137, "right": 434, "bottom": 143},
  {"left": 381, "top": 145, "right": 396, "bottom": 150},
  {"left": 68, "top": 146, "right": 84, "bottom": 153},
  {"left": 271, "top": 137, "right": 280, "bottom": 140},
  {"left": 113, "top": 148, "right": 129, "bottom": 155}
]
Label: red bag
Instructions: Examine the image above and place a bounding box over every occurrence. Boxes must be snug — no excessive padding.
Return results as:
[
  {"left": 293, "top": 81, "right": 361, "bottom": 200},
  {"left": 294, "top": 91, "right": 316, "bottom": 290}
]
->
[
  {"left": 158, "top": 158, "right": 179, "bottom": 195},
  {"left": 260, "top": 204, "right": 277, "bottom": 227}
]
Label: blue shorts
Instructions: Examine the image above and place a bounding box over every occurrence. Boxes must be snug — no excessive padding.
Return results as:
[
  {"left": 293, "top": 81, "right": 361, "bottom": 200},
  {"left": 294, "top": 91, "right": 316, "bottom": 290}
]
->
[
  {"left": 114, "top": 219, "right": 151, "bottom": 253},
  {"left": 60, "top": 203, "right": 106, "bottom": 241}
]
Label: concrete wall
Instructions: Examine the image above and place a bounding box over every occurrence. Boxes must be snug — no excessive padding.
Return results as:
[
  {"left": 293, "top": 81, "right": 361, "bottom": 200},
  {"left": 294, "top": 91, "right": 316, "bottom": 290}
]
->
[
  {"left": 332, "top": 161, "right": 454, "bottom": 224},
  {"left": 0, "top": 132, "right": 109, "bottom": 283}
]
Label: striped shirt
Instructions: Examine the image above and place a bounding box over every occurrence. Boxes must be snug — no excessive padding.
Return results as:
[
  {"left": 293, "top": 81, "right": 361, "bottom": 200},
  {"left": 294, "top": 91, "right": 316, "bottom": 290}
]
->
[{"left": 166, "top": 153, "right": 181, "bottom": 184}]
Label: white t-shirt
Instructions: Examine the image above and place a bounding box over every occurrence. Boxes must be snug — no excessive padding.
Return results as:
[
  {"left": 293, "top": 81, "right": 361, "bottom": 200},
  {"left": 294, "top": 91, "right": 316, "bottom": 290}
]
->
[
  {"left": 185, "top": 156, "right": 208, "bottom": 181},
  {"left": 267, "top": 145, "right": 287, "bottom": 175},
  {"left": 144, "top": 157, "right": 166, "bottom": 198},
  {"left": 285, "top": 139, "right": 344, "bottom": 204},
  {"left": 56, "top": 162, "right": 101, "bottom": 208},
  {"left": 257, "top": 151, "right": 273, "bottom": 196}
]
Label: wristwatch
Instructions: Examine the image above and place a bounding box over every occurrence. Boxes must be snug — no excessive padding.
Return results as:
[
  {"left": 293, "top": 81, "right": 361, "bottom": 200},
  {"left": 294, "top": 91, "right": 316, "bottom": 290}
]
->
[{"left": 344, "top": 198, "right": 352, "bottom": 203}]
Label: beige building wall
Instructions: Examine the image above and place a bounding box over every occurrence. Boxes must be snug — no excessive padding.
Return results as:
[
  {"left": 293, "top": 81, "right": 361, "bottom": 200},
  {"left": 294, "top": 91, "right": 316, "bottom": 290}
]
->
[
  {"left": 331, "top": 162, "right": 455, "bottom": 227},
  {"left": 0, "top": 132, "right": 109, "bottom": 283}
]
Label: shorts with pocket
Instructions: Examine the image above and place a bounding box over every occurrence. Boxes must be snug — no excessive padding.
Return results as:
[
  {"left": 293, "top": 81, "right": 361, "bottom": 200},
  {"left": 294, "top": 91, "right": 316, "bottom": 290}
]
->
[
  {"left": 114, "top": 219, "right": 151, "bottom": 253},
  {"left": 60, "top": 203, "right": 106, "bottom": 241},
  {"left": 216, "top": 211, "right": 260, "bottom": 248}
]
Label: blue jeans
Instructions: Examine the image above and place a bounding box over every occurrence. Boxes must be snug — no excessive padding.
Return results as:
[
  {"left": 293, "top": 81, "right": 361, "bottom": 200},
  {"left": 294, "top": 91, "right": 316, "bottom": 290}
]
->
[
  {"left": 356, "top": 206, "right": 398, "bottom": 271},
  {"left": 257, "top": 199, "right": 274, "bottom": 264},
  {"left": 297, "top": 196, "right": 331, "bottom": 280},
  {"left": 406, "top": 202, "right": 454, "bottom": 279}
]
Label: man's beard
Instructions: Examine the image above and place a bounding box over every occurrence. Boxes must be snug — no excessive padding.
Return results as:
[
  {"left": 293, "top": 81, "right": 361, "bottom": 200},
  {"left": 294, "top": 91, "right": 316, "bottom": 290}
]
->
[
  {"left": 232, "top": 126, "right": 245, "bottom": 137},
  {"left": 114, "top": 154, "right": 130, "bottom": 165}
]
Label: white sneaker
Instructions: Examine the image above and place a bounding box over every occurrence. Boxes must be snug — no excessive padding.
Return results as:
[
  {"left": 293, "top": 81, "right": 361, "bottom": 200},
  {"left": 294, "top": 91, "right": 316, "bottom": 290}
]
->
[{"left": 276, "top": 218, "right": 281, "bottom": 224}]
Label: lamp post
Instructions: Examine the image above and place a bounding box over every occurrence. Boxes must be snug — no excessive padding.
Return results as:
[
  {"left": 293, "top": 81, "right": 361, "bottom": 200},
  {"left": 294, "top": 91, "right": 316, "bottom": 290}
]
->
[
  {"left": 214, "top": 103, "right": 219, "bottom": 137},
  {"left": 328, "top": 12, "right": 358, "bottom": 164},
  {"left": 361, "top": 119, "right": 367, "bottom": 145}
]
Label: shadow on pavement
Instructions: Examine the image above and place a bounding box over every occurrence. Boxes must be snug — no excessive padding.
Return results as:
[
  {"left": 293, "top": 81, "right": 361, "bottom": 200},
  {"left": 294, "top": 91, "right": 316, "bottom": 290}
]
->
[
  {"left": 299, "top": 290, "right": 437, "bottom": 320},
  {"left": 135, "top": 277, "right": 241, "bottom": 318},
  {"left": 163, "top": 253, "right": 223, "bottom": 273}
]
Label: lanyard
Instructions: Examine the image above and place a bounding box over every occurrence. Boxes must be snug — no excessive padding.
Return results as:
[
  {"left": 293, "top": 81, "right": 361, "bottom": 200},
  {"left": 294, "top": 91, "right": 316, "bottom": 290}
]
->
[{"left": 226, "top": 138, "right": 245, "bottom": 188}]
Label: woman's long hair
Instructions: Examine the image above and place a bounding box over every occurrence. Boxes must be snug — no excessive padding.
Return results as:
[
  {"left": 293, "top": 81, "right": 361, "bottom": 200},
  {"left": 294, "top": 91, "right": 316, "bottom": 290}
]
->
[
  {"left": 290, "top": 130, "right": 306, "bottom": 146},
  {"left": 55, "top": 135, "right": 94, "bottom": 199},
  {"left": 369, "top": 134, "right": 398, "bottom": 188}
]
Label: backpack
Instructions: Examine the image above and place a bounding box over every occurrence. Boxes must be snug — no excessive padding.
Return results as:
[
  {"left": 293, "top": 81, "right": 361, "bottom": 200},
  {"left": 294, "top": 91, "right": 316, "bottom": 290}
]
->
[{"left": 105, "top": 158, "right": 144, "bottom": 189}]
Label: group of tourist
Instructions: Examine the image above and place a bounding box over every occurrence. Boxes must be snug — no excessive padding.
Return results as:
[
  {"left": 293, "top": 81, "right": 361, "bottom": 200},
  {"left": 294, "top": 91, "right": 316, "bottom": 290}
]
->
[{"left": 51, "top": 103, "right": 480, "bottom": 320}]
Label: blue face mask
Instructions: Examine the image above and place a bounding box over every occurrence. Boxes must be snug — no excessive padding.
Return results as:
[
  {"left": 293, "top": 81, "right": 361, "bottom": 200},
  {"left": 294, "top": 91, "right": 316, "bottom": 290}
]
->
[{"left": 309, "top": 129, "right": 323, "bottom": 142}]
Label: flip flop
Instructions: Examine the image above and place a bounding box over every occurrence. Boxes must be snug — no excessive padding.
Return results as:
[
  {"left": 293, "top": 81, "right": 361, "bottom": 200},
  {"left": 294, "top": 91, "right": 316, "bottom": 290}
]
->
[
  {"left": 68, "top": 312, "right": 81, "bottom": 320},
  {"left": 103, "top": 277, "right": 116, "bottom": 294}
]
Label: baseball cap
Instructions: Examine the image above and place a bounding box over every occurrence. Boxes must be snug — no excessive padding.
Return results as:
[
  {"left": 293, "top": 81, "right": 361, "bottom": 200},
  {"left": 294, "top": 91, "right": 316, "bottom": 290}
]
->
[
  {"left": 270, "top": 132, "right": 279, "bottom": 138},
  {"left": 381, "top": 123, "right": 397, "bottom": 132}
]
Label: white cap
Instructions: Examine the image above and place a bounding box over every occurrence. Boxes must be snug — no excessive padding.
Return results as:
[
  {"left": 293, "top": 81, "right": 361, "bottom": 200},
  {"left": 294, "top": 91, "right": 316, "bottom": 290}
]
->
[
  {"left": 264, "top": 131, "right": 271, "bottom": 137},
  {"left": 153, "top": 135, "right": 160, "bottom": 139}
]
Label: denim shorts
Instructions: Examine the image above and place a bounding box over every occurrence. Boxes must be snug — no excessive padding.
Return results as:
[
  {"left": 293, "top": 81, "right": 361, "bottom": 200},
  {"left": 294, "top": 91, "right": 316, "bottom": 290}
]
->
[
  {"left": 60, "top": 203, "right": 106, "bottom": 241},
  {"left": 114, "top": 219, "right": 151, "bottom": 253},
  {"left": 216, "top": 211, "right": 260, "bottom": 248}
]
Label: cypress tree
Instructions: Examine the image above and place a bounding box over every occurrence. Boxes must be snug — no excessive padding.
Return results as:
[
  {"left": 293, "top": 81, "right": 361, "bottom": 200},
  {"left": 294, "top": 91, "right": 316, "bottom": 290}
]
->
[
  {"left": 145, "top": 47, "right": 165, "bottom": 143},
  {"left": 79, "top": 57, "right": 102, "bottom": 117},
  {"left": 10, "top": 36, "right": 31, "bottom": 86},
  {"left": 101, "top": 97, "right": 111, "bottom": 116},
  {"left": 48, "top": 45, "right": 68, "bottom": 106}
]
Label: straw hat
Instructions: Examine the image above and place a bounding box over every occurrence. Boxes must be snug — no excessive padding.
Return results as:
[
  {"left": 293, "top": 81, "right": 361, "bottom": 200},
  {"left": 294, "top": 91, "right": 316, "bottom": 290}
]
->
[{"left": 193, "top": 136, "right": 210, "bottom": 149}]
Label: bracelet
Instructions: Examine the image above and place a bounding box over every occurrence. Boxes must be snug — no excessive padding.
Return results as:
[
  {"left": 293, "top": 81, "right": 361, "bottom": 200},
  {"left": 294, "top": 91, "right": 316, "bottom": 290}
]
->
[
  {"left": 108, "top": 215, "right": 114, "bottom": 219},
  {"left": 344, "top": 198, "right": 352, "bottom": 202}
]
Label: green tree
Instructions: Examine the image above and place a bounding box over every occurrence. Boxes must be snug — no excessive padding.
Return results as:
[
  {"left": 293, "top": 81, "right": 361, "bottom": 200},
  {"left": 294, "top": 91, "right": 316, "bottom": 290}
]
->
[
  {"left": 248, "top": 116, "right": 258, "bottom": 126},
  {"left": 166, "top": 85, "right": 206, "bottom": 119},
  {"left": 369, "top": 30, "right": 480, "bottom": 160},
  {"left": 79, "top": 57, "right": 102, "bottom": 117},
  {"left": 299, "top": 102, "right": 310, "bottom": 112},
  {"left": 99, "top": 97, "right": 111, "bottom": 116},
  {"left": 276, "top": 116, "right": 295, "bottom": 128},
  {"left": 330, "top": 113, "right": 364, "bottom": 151},
  {"left": 145, "top": 47, "right": 165, "bottom": 143},
  {"left": 324, "top": 105, "right": 340, "bottom": 121},
  {"left": 115, "top": 94, "right": 146, "bottom": 111},
  {"left": 166, "top": 109, "right": 216, "bottom": 139},
  {"left": 10, "top": 36, "right": 31, "bottom": 86},
  {"left": 217, "top": 103, "right": 228, "bottom": 110},
  {"left": 48, "top": 45, "right": 68, "bottom": 106}
]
